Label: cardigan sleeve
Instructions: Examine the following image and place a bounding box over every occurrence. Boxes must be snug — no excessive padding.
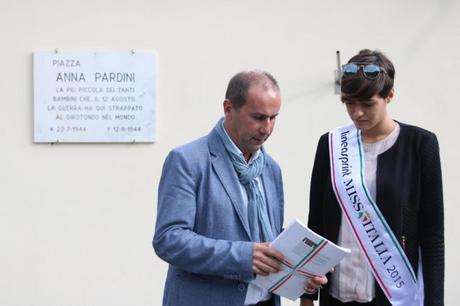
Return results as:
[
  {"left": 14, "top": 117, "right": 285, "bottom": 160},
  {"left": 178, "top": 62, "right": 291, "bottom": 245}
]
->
[
  {"left": 419, "top": 132, "right": 444, "bottom": 306},
  {"left": 301, "top": 134, "right": 329, "bottom": 301},
  {"left": 308, "top": 134, "right": 329, "bottom": 236}
]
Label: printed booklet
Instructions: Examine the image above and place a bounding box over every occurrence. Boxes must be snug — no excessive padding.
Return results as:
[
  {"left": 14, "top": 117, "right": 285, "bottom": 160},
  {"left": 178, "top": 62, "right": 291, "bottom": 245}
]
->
[{"left": 252, "top": 219, "right": 351, "bottom": 300}]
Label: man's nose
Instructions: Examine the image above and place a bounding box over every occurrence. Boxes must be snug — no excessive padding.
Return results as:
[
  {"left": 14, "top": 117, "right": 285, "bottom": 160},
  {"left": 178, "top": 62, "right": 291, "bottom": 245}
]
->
[{"left": 259, "top": 118, "right": 273, "bottom": 134}]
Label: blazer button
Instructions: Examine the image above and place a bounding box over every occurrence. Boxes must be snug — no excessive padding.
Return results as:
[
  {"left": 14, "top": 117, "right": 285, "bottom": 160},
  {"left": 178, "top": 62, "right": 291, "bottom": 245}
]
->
[{"left": 238, "top": 283, "right": 246, "bottom": 291}]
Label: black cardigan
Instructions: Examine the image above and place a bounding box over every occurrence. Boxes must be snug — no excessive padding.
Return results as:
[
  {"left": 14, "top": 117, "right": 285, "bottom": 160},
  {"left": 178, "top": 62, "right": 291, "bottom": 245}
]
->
[{"left": 304, "top": 122, "right": 444, "bottom": 306}]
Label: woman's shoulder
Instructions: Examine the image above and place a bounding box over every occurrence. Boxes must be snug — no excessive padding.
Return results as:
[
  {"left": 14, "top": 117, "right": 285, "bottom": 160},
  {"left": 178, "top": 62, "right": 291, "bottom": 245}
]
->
[
  {"left": 315, "top": 132, "right": 329, "bottom": 149},
  {"left": 398, "top": 121, "right": 438, "bottom": 140},
  {"left": 398, "top": 121, "right": 435, "bottom": 135},
  {"left": 397, "top": 122, "right": 439, "bottom": 151}
]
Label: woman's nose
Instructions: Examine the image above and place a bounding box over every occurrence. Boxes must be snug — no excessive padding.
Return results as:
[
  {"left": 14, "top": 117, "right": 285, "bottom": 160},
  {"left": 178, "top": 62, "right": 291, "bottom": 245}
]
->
[{"left": 353, "top": 106, "right": 364, "bottom": 117}]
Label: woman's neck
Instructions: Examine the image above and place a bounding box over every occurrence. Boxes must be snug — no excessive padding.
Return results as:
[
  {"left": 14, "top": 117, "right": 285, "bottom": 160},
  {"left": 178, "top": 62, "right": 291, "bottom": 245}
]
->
[{"left": 362, "top": 119, "right": 396, "bottom": 143}]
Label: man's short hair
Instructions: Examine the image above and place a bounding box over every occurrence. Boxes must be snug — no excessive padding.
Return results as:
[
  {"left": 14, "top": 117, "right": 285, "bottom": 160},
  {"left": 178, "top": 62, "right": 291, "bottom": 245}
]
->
[{"left": 225, "top": 71, "right": 279, "bottom": 108}]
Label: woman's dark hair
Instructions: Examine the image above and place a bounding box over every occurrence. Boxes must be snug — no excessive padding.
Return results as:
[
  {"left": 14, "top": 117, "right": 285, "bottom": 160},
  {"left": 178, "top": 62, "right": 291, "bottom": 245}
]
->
[{"left": 341, "top": 49, "right": 395, "bottom": 103}]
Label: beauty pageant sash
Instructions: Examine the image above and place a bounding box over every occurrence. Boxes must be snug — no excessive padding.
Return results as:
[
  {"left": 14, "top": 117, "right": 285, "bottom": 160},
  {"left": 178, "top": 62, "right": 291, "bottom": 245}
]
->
[{"left": 328, "top": 124, "right": 423, "bottom": 306}]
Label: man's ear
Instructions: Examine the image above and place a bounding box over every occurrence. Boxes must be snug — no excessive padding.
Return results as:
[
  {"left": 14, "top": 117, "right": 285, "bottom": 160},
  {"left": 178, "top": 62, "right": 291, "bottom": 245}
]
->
[{"left": 223, "top": 99, "right": 233, "bottom": 119}]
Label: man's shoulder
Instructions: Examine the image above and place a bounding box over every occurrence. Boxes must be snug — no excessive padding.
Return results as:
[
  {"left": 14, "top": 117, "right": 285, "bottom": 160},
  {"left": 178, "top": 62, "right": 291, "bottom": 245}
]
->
[
  {"left": 162, "top": 134, "right": 212, "bottom": 175},
  {"left": 264, "top": 151, "right": 279, "bottom": 166},
  {"left": 171, "top": 134, "right": 210, "bottom": 156},
  {"left": 262, "top": 150, "right": 282, "bottom": 177}
]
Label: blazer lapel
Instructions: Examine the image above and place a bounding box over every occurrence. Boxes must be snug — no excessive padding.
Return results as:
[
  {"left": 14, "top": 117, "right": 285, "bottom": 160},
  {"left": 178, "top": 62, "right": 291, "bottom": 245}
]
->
[{"left": 208, "top": 127, "right": 252, "bottom": 240}]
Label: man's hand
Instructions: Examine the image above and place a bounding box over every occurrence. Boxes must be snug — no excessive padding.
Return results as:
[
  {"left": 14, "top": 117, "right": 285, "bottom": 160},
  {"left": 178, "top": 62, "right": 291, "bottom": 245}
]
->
[{"left": 252, "top": 242, "right": 284, "bottom": 275}]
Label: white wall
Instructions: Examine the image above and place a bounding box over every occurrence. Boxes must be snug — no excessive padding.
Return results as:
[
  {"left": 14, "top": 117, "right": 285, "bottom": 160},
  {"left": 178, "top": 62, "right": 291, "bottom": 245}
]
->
[{"left": 0, "top": 1, "right": 458, "bottom": 305}]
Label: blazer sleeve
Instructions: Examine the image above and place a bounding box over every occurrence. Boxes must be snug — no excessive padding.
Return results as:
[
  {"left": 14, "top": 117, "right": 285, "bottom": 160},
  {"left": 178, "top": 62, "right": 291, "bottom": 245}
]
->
[
  {"left": 419, "top": 133, "right": 444, "bottom": 305},
  {"left": 152, "top": 150, "right": 254, "bottom": 283}
]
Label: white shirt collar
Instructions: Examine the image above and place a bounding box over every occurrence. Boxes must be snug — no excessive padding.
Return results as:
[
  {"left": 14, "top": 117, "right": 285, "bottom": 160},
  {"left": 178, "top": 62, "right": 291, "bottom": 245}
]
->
[{"left": 221, "top": 120, "right": 260, "bottom": 164}]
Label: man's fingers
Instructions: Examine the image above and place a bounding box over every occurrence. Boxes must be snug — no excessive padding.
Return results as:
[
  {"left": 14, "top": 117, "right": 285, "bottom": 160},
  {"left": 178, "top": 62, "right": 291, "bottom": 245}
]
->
[
  {"left": 252, "top": 243, "right": 285, "bottom": 275},
  {"left": 255, "top": 243, "right": 284, "bottom": 258},
  {"left": 262, "top": 243, "right": 284, "bottom": 261},
  {"left": 253, "top": 265, "right": 268, "bottom": 276},
  {"left": 253, "top": 254, "right": 281, "bottom": 274},
  {"left": 253, "top": 261, "right": 277, "bottom": 275},
  {"left": 257, "top": 254, "right": 281, "bottom": 269},
  {"left": 270, "top": 248, "right": 284, "bottom": 261}
]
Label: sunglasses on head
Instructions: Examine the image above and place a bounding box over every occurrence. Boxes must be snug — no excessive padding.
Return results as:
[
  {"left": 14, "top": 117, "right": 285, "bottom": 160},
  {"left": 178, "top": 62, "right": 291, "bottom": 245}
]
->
[{"left": 342, "top": 63, "right": 386, "bottom": 80}]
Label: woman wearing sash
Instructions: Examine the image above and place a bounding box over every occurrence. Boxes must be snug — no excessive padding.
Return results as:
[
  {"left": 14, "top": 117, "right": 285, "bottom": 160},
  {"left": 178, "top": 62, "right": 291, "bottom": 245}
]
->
[{"left": 300, "top": 50, "right": 444, "bottom": 306}]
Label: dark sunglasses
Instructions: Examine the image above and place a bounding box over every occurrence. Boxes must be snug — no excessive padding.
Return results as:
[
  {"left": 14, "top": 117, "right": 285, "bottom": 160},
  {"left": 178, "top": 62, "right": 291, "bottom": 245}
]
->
[{"left": 342, "top": 63, "right": 386, "bottom": 80}]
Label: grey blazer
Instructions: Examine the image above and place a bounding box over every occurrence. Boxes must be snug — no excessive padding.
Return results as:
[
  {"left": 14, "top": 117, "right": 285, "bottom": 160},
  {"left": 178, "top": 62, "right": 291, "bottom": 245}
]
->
[{"left": 153, "top": 123, "right": 284, "bottom": 306}]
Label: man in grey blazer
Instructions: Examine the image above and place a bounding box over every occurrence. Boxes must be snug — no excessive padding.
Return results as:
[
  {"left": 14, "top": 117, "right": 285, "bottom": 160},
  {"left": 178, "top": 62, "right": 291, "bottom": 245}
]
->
[{"left": 153, "top": 71, "right": 325, "bottom": 306}]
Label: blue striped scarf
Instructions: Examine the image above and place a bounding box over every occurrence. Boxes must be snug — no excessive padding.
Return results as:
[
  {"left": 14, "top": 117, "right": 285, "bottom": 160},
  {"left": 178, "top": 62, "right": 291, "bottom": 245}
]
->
[{"left": 216, "top": 118, "right": 274, "bottom": 242}]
